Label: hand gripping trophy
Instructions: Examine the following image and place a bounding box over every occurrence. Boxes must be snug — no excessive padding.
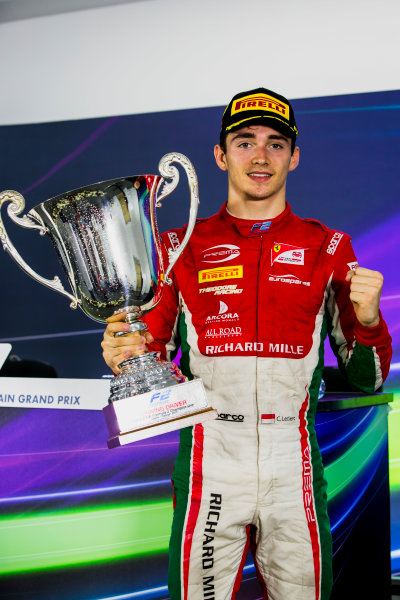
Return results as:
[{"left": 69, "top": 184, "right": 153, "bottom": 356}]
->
[{"left": 0, "top": 153, "right": 217, "bottom": 447}]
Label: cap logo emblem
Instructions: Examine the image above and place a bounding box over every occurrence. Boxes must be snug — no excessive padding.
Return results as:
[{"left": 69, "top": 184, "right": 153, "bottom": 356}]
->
[{"left": 232, "top": 93, "right": 289, "bottom": 119}]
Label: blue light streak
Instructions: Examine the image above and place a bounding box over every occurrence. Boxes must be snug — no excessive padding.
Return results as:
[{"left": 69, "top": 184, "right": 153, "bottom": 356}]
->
[
  {"left": 0, "top": 479, "right": 171, "bottom": 504},
  {"left": 87, "top": 585, "right": 169, "bottom": 600},
  {"left": 318, "top": 407, "right": 374, "bottom": 453},
  {"left": 330, "top": 432, "right": 387, "bottom": 532},
  {"left": 89, "top": 565, "right": 256, "bottom": 600}
]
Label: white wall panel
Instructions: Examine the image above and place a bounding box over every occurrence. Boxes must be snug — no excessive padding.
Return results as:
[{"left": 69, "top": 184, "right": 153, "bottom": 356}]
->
[{"left": 0, "top": 0, "right": 399, "bottom": 124}]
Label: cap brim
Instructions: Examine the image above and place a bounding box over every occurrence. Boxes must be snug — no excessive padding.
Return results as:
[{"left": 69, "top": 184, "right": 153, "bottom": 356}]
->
[{"left": 225, "top": 115, "right": 296, "bottom": 140}]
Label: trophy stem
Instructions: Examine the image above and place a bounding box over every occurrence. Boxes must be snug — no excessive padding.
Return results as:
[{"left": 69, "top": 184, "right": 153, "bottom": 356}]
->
[{"left": 109, "top": 351, "right": 186, "bottom": 403}]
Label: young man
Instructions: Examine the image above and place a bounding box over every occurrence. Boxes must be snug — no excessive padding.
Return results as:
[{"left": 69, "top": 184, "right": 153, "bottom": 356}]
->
[{"left": 102, "top": 87, "right": 392, "bottom": 600}]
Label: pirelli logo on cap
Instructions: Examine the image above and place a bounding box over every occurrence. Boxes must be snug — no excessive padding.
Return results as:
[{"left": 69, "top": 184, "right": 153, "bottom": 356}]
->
[
  {"left": 232, "top": 93, "right": 289, "bottom": 119},
  {"left": 198, "top": 265, "right": 243, "bottom": 283}
]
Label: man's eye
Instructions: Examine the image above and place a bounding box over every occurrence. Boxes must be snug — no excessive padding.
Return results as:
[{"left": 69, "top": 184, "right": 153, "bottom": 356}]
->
[
  {"left": 270, "top": 143, "right": 283, "bottom": 149},
  {"left": 238, "top": 142, "right": 251, "bottom": 148}
]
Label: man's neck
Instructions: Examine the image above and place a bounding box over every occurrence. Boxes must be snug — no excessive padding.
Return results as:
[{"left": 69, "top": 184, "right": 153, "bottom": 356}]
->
[{"left": 226, "top": 197, "right": 286, "bottom": 220}]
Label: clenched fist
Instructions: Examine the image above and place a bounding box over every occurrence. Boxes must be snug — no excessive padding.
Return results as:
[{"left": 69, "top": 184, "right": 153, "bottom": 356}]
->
[{"left": 345, "top": 267, "right": 383, "bottom": 328}]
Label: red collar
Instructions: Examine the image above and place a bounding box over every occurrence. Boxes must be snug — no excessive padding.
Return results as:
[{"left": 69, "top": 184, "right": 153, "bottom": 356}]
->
[{"left": 218, "top": 202, "right": 293, "bottom": 237}]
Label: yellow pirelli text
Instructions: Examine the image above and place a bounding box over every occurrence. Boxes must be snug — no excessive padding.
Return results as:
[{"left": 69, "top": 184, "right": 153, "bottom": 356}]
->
[
  {"left": 231, "top": 93, "right": 289, "bottom": 119},
  {"left": 198, "top": 265, "right": 244, "bottom": 283}
]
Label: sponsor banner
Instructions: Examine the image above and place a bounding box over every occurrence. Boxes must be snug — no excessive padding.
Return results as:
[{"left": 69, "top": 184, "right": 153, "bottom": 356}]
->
[
  {"left": 201, "top": 244, "right": 240, "bottom": 263},
  {"left": 0, "top": 377, "right": 109, "bottom": 410},
  {"left": 272, "top": 243, "right": 305, "bottom": 265},
  {"left": 198, "top": 265, "right": 243, "bottom": 283},
  {"left": 231, "top": 93, "right": 289, "bottom": 119},
  {"left": 326, "top": 232, "right": 343, "bottom": 255}
]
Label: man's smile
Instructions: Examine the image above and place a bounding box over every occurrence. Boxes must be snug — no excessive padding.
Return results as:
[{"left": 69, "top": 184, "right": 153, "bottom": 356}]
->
[{"left": 247, "top": 171, "right": 273, "bottom": 182}]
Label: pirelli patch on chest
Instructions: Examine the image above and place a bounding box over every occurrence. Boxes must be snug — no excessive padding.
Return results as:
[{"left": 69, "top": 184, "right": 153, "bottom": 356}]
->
[{"left": 198, "top": 265, "right": 243, "bottom": 283}]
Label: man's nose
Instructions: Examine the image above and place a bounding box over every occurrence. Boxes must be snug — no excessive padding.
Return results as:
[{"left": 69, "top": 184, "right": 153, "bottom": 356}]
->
[{"left": 252, "top": 146, "right": 269, "bottom": 164}]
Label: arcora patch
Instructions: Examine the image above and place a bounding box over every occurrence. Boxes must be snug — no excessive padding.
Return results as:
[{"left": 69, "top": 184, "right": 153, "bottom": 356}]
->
[
  {"left": 201, "top": 244, "right": 240, "bottom": 263},
  {"left": 271, "top": 243, "right": 306, "bottom": 265},
  {"left": 205, "top": 301, "right": 239, "bottom": 323}
]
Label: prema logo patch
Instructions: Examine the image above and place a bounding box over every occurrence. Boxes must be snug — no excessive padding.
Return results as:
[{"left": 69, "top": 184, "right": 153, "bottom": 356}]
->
[
  {"left": 271, "top": 243, "right": 306, "bottom": 265},
  {"left": 201, "top": 244, "right": 240, "bottom": 263},
  {"left": 261, "top": 413, "right": 275, "bottom": 424}
]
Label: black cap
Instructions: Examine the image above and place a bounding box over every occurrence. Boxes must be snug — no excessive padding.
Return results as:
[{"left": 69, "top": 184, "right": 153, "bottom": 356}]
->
[{"left": 220, "top": 87, "right": 298, "bottom": 146}]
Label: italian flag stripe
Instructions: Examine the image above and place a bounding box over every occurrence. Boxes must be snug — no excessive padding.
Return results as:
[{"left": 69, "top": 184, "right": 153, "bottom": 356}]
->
[
  {"left": 299, "top": 388, "right": 321, "bottom": 599},
  {"left": 182, "top": 424, "right": 204, "bottom": 600}
]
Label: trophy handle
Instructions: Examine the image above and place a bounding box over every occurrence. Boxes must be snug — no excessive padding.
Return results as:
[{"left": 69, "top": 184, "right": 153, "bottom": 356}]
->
[
  {"left": 0, "top": 190, "right": 80, "bottom": 308},
  {"left": 157, "top": 153, "right": 199, "bottom": 285}
]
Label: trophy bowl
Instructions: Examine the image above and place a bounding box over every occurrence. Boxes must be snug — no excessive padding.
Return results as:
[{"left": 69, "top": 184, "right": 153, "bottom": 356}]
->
[{"left": 0, "top": 153, "right": 217, "bottom": 447}]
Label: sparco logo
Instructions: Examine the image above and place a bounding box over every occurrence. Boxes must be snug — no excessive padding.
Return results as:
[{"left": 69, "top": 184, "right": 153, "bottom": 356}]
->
[
  {"left": 326, "top": 232, "right": 343, "bottom": 255},
  {"left": 205, "top": 301, "right": 239, "bottom": 324},
  {"left": 201, "top": 244, "right": 240, "bottom": 263},
  {"left": 217, "top": 413, "right": 244, "bottom": 422}
]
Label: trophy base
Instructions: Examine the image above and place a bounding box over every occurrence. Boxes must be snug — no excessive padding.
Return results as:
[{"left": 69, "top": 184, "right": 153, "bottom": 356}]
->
[
  {"left": 103, "top": 378, "right": 217, "bottom": 448},
  {"left": 106, "top": 406, "right": 217, "bottom": 448}
]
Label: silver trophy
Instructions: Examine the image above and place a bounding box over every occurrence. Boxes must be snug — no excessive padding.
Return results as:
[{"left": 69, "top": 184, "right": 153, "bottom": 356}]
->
[{"left": 0, "top": 153, "right": 217, "bottom": 447}]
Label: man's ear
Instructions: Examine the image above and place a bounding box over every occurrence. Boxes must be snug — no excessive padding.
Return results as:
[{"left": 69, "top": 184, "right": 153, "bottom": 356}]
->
[
  {"left": 289, "top": 146, "right": 300, "bottom": 172},
  {"left": 214, "top": 145, "right": 228, "bottom": 171}
]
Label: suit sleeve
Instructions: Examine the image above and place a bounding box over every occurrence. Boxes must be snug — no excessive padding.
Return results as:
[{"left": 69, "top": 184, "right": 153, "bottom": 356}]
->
[
  {"left": 142, "top": 233, "right": 182, "bottom": 361},
  {"left": 143, "top": 275, "right": 181, "bottom": 361},
  {"left": 325, "top": 235, "right": 392, "bottom": 392}
]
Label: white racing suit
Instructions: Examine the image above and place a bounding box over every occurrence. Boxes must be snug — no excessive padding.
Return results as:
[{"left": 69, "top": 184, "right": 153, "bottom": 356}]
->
[{"left": 144, "top": 202, "right": 392, "bottom": 600}]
